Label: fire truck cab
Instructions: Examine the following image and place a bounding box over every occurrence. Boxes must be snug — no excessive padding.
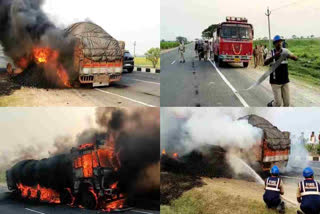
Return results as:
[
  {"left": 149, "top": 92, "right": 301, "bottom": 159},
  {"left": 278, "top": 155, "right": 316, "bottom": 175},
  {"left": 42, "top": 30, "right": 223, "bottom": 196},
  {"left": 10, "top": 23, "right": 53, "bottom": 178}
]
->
[{"left": 213, "top": 17, "right": 254, "bottom": 68}]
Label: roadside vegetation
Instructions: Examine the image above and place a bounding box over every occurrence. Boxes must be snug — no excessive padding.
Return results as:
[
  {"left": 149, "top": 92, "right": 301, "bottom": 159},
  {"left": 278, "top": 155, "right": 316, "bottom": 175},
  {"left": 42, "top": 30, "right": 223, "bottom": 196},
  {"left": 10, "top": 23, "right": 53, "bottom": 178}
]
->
[
  {"left": 145, "top": 48, "right": 160, "bottom": 68},
  {"left": 161, "top": 189, "right": 296, "bottom": 214},
  {"left": 161, "top": 172, "right": 297, "bottom": 214},
  {"left": 134, "top": 57, "right": 160, "bottom": 68},
  {"left": 305, "top": 143, "right": 320, "bottom": 156},
  {"left": 0, "top": 171, "right": 6, "bottom": 183},
  {"left": 254, "top": 38, "right": 320, "bottom": 86},
  {"left": 161, "top": 36, "right": 189, "bottom": 50}
]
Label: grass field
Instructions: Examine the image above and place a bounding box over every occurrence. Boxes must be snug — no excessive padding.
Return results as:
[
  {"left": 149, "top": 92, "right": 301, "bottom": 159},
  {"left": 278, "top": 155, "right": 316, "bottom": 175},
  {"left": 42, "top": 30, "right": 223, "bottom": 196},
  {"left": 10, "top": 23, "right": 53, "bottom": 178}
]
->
[
  {"left": 254, "top": 39, "right": 320, "bottom": 85},
  {"left": 0, "top": 171, "right": 6, "bottom": 183},
  {"left": 161, "top": 190, "right": 297, "bottom": 214},
  {"left": 161, "top": 41, "right": 180, "bottom": 50},
  {"left": 134, "top": 57, "right": 160, "bottom": 68}
]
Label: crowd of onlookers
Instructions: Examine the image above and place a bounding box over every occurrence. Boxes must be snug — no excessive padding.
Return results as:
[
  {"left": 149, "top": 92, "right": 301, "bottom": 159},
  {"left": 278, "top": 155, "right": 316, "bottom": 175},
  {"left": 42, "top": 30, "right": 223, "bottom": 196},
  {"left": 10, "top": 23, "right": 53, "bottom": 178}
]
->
[{"left": 253, "top": 45, "right": 268, "bottom": 68}]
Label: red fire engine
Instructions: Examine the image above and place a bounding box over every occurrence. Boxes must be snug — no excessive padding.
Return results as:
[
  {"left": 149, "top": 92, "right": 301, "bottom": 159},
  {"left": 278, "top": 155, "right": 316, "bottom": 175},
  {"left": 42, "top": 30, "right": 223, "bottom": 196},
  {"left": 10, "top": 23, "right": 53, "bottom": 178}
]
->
[{"left": 213, "top": 17, "right": 254, "bottom": 68}]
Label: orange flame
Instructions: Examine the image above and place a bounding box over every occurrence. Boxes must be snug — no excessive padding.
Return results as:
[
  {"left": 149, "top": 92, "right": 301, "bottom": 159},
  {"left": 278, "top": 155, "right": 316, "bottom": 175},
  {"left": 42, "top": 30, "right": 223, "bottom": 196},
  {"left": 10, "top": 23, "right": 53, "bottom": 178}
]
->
[
  {"left": 33, "top": 47, "right": 51, "bottom": 64},
  {"left": 57, "top": 64, "right": 71, "bottom": 88},
  {"left": 173, "top": 153, "right": 179, "bottom": 158},
  {"left": 17, "top": 183, "right": 60, "bottom": 204},
  {"left": 104, "top": 199, "right": 125, "bottom": 212}
]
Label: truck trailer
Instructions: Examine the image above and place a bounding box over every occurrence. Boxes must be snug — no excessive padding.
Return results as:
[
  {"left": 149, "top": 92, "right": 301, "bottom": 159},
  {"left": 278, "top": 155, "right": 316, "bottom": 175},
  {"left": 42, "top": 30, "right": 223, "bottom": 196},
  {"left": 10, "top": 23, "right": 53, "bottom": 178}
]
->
[
  {"left": 6, "top": 141, "right": 124, "bottom": 211},
  {"left": 239, "top": 114, "right": 291, "bottom": 172}
]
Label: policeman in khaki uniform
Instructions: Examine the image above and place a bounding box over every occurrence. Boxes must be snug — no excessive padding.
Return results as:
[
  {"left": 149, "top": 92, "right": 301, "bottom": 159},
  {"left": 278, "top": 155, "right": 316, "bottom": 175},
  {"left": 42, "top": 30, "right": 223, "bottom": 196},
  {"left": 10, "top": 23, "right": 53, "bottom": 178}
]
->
[
  {"left": 297, "top": 167, "right": 320, "bottom": 214},
  {"left": 263, "top": 166, "right": 285, "bottom": 213},
  {"left": 178, "top": 41, "right": 186, "bottom": 63}
]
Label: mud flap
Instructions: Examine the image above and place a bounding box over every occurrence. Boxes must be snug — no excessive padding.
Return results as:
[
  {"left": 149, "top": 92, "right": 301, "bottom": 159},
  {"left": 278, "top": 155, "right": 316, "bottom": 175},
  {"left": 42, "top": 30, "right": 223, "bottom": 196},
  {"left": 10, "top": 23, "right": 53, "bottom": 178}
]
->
[{"left": 93, "top": 75, "right": 110, "bottom": 87}]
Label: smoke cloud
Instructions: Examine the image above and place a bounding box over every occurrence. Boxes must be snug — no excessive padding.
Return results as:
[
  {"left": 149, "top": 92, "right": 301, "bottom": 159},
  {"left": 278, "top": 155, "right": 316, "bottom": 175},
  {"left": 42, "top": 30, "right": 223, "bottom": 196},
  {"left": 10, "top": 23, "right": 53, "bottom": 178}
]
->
[
  {"left": 0, "top": 0, "right": 76, "bottom": 87},
  {"left": 161, "top": 108, "right": 262, "bottom": 155}
]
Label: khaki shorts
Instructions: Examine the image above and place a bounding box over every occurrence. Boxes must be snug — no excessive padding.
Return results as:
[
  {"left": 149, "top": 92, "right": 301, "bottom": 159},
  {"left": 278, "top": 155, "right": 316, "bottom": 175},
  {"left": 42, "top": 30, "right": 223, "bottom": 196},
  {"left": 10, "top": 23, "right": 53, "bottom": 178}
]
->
[{"left": 271, "top": 83, "right": 290, "bottom": 107}]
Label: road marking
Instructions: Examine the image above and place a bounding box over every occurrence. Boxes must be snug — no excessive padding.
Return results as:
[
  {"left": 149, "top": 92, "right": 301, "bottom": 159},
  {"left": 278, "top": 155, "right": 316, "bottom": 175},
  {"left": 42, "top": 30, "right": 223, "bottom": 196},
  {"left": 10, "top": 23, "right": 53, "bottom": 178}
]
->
[
  {"left": 25, "top": 208, "right": 46, "bottom": 214},
  {"left": 171, "top": 60, "right": 176, "bottom": 65},
  {"left": 95, "top": 89, "right": 156, "bottom": 107},
  {"left": 132, "top": 210, "right": 154, "bottom": 214},
  {"left": 123, "top": 78, "right": 160, "bottom": 85},
  {"left": 209, "top": 59, "right": 249, "bottom": 107}
]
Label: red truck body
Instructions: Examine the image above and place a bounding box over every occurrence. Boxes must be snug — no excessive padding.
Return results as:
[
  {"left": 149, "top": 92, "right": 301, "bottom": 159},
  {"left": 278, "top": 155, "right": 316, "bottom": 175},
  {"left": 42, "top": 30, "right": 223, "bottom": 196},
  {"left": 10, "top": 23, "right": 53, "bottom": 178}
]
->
[{"left": 213, "top": 17, "right": 254, "bottom": 67}]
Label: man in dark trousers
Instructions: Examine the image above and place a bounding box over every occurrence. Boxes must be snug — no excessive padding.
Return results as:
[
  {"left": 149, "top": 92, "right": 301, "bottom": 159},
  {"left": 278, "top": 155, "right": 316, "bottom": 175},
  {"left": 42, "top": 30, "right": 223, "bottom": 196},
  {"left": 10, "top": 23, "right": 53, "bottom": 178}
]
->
[
  {"left": 263, "top": 165, "right": 285, "bottom": 213},
  {"left": 297, "top": 167, "right": 320, "bottom": 214},
  {"left": 264, "top": 35, "right": 298, "bottom": 107}
]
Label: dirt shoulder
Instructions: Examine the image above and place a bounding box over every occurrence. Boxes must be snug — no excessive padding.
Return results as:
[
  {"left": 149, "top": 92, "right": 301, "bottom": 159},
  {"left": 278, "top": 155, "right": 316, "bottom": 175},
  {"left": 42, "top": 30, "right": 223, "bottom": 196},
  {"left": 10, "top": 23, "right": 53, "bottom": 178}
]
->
[
  {"left": 161, "top": 173, "right": 298, "bottom": 214},
  {"left": 242, "top": 62, "right": 320, "bottom": 106}
]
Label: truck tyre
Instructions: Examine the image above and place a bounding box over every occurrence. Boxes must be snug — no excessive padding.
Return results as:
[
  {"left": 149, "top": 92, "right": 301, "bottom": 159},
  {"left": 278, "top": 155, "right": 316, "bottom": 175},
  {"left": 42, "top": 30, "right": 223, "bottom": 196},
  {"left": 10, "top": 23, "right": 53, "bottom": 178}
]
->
[
  {"left": 218, "top": 59, "right": 224, "bottom": 67},
  {"left": 214, "top": 54, "right": 218, "bottom": 63},
  {"left": 243, "top": 62, "right": 249, "bottom": 68},
  {"left": 127, "top": 68, "right": 133, "bottom": 73},
  {"left": 80, "top": 190, "right": 97, "bottom": 210},
  {"left": 60, "top": 189, "right": 73, "bottom": 205}
]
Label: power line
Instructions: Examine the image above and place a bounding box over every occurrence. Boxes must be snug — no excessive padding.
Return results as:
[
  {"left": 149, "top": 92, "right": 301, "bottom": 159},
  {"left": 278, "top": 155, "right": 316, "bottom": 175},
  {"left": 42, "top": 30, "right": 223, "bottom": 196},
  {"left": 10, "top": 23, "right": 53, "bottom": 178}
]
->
[{"left": 271, "top": 0, "right": 314, "bottom": 12}]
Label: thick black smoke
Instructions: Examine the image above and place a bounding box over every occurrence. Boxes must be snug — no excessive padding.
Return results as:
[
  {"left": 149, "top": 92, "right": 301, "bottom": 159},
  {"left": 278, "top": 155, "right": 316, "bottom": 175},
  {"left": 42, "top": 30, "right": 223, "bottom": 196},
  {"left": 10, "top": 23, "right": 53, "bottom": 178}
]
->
[
  {"left": 0, "top": 0, "right": 76, "bottom": 87},
  {"left": 6, "top": 108, "right": 160, "bottom": 200}
]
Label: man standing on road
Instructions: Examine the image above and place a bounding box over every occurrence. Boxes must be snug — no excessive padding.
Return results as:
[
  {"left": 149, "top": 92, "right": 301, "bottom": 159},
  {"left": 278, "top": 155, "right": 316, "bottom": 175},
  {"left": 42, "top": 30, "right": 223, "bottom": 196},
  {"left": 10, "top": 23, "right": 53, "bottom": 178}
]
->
[
  {"left": 203, "top": 40, "right": 209, "bottom": 61},
  {"left": 263, "top": 45, "right": 268, "bottom": 60},
  {"left": 178, "top": 41, "right": 186, "bottom": 63},
  {"left": 297, "top": 167, "right": 320, "bottom": 214},
  {"left": 195, "top": 39, "right": 199, "bottom": 57},
  {"left": 253, "top": 45, "right": 259, "bottom": 68},
  {"left": 263, "top": 166, "right": 285, "bottom": 214},
  {"left": 264, "top": 35, "right": 298, "bottom": 107}
]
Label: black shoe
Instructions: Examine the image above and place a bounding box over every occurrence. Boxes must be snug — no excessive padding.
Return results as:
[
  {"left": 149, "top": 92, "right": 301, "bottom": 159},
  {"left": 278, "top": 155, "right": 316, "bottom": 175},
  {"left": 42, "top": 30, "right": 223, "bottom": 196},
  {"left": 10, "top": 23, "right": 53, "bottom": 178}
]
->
[{"left": 267, "top": 100, "right": 274, "bottom": 107}]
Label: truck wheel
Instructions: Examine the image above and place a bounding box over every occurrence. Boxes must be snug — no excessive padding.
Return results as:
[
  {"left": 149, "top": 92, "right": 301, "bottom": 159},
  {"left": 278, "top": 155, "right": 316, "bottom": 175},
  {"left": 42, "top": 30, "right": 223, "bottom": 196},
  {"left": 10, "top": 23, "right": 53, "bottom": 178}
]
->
[
  {"left": 214, "top": 55, "right": 218, "bottom": 63},
  {"left": 60, "top": 189, "right": 73, "bottom": 205},
  {"left": 80, "top": 190, "right": 97, "bottom": 210},
  {"left": 218, "top": 59, "right": 224, "bottom": 67},
  {"left": 243, "top": 62, "right": 249, "bottom": 68},
  {"left": 127, "top": 68, "right": 133, "bottom": 73}
]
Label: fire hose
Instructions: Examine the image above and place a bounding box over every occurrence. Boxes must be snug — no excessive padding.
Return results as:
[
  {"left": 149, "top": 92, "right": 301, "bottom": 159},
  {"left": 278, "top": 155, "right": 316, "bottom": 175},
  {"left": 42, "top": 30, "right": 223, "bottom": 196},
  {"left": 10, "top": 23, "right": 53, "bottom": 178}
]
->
[{"left": 242, "top": 53, "right": 287, "bottom": 91}]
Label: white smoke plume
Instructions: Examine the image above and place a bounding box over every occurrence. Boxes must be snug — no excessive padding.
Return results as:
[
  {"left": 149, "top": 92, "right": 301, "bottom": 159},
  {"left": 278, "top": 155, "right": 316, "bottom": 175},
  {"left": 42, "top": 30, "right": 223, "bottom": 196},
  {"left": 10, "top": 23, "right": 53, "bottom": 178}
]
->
[{"left": 161, "top": 108, "right": 263, "bottom": 155}]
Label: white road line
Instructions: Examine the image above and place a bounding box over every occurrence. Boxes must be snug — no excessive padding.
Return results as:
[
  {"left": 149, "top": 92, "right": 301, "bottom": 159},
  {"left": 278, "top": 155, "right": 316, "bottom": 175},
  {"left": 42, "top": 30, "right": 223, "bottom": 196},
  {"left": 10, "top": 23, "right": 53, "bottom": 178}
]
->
[
  {"left": 132, "top": 210, "right": 154, "bottom": 214},
  {"left": 25, "top": 208, "right": 46, "bottom": 214},
  {"left": 123, "top": 78, "right": 160, "bottom": 85},
  {"left": 209, "top": 59, "right": 249, "bottom": 107},
  {"left": 95, "top": 89, "right": 156, "bottom": 107},
  {"left": 171, "top": 60, "right": 176, "bottom": 65}
]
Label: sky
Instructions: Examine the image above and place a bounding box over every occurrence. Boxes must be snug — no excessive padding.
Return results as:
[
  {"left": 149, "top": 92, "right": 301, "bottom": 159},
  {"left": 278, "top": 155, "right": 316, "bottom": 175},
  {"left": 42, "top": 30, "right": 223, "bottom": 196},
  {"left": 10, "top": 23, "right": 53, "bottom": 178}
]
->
[
  {"left": 0, "top": 108, "right": 96, "bottom": 153},
  {"left": 166, "top": 107, "right": 320, "bottom": 138},
  {"left": 161, "top": 0, "right": 320, "bottom": 41},
  {"left": 43, "top": 0, "right": 160, "bottom": 56}
]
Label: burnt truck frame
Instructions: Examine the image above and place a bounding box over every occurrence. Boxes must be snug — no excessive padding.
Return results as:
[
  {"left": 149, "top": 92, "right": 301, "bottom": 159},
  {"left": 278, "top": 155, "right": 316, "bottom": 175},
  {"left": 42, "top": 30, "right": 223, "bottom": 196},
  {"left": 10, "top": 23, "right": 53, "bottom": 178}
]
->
[{"left": 6, "top": 142, "right": 123, "bottom": 210}]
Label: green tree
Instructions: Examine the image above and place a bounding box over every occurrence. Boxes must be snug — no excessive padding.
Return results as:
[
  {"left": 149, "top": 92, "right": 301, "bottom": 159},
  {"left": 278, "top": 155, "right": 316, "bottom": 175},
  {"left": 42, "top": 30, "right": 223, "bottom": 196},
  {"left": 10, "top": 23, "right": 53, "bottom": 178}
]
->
[
  {"left": 202, "top": 24, "right": 218, "bottom": 39},
  {"left": 176, "top": 36, "right": 188, "bottom": 44},
  {"left": 145, "top": 48, "right": 160, "bottom": 68}
]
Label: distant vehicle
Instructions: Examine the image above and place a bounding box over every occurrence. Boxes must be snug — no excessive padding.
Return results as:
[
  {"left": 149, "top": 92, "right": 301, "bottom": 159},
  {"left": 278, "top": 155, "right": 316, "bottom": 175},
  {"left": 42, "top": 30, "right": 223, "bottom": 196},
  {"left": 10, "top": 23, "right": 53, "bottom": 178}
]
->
[
  {"left": 123, "top": 51, "right": 134, "bottom": 73},
  {"left": 213, "top": 17, "right": 254, "bottom": 68}
]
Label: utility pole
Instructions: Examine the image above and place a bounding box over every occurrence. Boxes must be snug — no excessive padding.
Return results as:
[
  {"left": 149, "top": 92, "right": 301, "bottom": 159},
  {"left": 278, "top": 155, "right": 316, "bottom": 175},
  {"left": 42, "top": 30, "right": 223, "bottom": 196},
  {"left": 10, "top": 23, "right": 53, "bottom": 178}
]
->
[
  {"left": 133, "top": 41, "right": 136, "bottom": 57},
  {"left": 265, "top": 7, "right": 272, "bottom": 51}
]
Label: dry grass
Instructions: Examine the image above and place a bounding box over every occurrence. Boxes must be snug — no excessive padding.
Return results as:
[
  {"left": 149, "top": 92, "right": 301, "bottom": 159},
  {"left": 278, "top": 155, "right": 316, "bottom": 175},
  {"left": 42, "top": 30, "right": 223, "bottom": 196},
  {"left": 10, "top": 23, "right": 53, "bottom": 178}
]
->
[{"left": 161, "top": 177, "right": 298, "bottom": 214}]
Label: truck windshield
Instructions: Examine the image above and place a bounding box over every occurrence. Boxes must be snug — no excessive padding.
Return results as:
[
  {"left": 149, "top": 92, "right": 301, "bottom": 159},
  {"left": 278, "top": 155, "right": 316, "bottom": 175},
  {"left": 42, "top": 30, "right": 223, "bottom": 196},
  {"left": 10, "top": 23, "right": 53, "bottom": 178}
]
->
[{"left": 220, "top": 24, "right": 252, "bottom": 40}]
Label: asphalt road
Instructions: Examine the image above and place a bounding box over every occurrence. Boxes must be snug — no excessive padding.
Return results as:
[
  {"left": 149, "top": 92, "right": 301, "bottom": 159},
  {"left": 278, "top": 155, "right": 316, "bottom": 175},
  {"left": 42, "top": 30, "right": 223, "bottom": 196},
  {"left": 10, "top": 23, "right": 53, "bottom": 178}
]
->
[
  {"left": 160, "top": 43, "right": 275, "bottom": 107},
  {"left": 0, "top": 192, "right": 159, "bottom": 214},
  {"left": 73, "top": 71, "right": 160, "bottom": 107}
]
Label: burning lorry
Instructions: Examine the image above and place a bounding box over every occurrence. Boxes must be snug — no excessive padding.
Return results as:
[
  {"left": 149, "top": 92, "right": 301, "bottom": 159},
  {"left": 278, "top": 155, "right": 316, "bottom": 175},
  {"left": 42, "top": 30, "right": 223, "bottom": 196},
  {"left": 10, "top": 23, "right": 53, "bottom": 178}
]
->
[
  {"left": 6, "top": 140, "right": 125, "bottom": 211},
  {"left": 239, "top": 115, "right": 291, "bottom": 172},
  {"left": 7, "top": 22, "right": 125, "bottom": 87}
]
